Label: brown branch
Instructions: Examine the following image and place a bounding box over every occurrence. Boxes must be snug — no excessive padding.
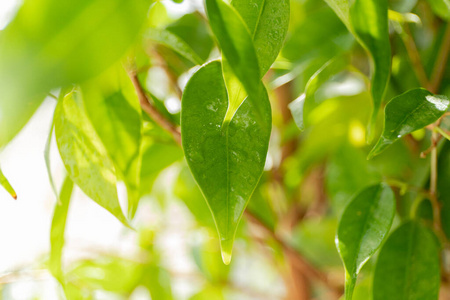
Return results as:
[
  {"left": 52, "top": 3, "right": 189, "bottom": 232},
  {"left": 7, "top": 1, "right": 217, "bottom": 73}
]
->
[
  {"left": 126, "top": 69, "right": 182, "bottom": 146},
  {"left": 401, "top": 24, "right": 433, "bottom": 90},
  {"left": 431, "top": 22, "right": 450, "bottom": 94},
  {"left": 244, "top": 210, "right": 343, "bottom": 297}
]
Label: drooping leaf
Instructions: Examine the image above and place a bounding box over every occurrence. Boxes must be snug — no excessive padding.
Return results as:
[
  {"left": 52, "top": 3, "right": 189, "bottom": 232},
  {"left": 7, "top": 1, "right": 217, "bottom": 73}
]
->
[
  {"left": 369, "top": 88, "right": 450, "bottom": 158},
  {"left": 0, "top": 0, "right": 150, "bottom": 148},
  {"left": 82, "top": 67, "right": 143, "bottom": 219},
  {"left": 54, "top": 90, "right": 129, "bottom": 227},
  {"left": 205, "top": 0, "right": 260, "bottom": 100},
  {"left": 325, "top": 0, "right": 391, "bottom": 139},
  {"left": 231, "top": 0, "right": 290, "bottom": 76},
  {"left": 49, "top": 176, "right": 74, "bottom": 285},
  {"left": 181, "top": 61, "right": 271, "bottom": 264},
  {"left": 351, "top": 0, "right": 391, "bottom": 139},
  {"left": 427, "top": 0, "right": 450, "bottom": 20},
  {"left": 0, "top": 166, "right": 17, "bottom": 200},
  {"left": 373, "top": 221, "right": 441, "bottom": 300},
  {"left": 336, "top": 183, "right": 395, "bottom": 300},
  {"left": 145, "top": 28, "right": 204, "bottom": 65}
]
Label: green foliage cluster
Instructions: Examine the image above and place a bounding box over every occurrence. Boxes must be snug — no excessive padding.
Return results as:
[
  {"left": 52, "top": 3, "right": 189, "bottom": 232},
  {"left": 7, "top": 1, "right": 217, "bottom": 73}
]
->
[{"left": 1, "top": 0, "right": 450, "bottom": 299}]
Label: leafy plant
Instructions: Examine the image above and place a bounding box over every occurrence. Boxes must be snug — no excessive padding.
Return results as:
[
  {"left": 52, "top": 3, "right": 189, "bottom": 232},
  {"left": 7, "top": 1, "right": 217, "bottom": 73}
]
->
[{"left": 1, "top": 0, "right": 450, "bottom": 299}]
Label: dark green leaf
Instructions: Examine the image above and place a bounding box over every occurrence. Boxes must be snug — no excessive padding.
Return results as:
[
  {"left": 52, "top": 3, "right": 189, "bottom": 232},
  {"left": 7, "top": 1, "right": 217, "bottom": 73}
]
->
[
  {"left": 231, "top": 0, "right": 290, "bottom": 76},
  {"left": 55, "top": 90, "right": 129, "bottom": 227},
  {"left": 181, "top": 61, "right": 271, "bottom": 264},
  {"left": 369, "top": 88, "right": 449, "bottom": 158},
  {"left": 49, "top": 176, "right": 74, "bottom": 285},
  {"left": 0, "top": 166, "right": 17, "bottom": 200},
  {"left": 373, "top": 221, "right": 441, "bottom": 300},
  {"left": 205, "top": 0, "right": 260, "bottom": 98},
  {"left": 145, "top": 28, "right": 204, "bottom": 65},
  {"left": 336, "top": 183, "right": 395, "bottom": 300}
]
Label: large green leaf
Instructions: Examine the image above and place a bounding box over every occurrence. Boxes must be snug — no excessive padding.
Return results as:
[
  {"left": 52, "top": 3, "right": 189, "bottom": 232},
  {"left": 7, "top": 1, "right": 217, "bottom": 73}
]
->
[
  {"left": 427, "top": 0, "right": 450, "bottom": 20},
  {"left": 373, "top": 221, "right": 441, "bottom": 300},
  {"left": 55, "top": 90, "right": 129, "bottom": 227},
  {"left": 82, "top": 68, "right": 143, "bottom": 219},
  {"left": 205, "top": 0, "right": 260, "bottom": 100},
  {"left": 324, "top": 0, "right": 391, "bottom": 139},
  {"left": 369, "top": 88, "right": 450, "bottom": 158},
  {"left": 336, "top": 183, "right": 395, "bottom": 300},
  {"left": 181, "top": 61, "right": 271, "bottom": 264},
  {"left": 231, "top": 0, "right": 290, "bottom": 76},
  {"left": 0, "top": 166, "right": 17, "bottom": 200},
  {"left": 0, "top": 0, "right": 150, "bottom": 148},
  {"left": 49, "top": 176, "right": 74, "bottom": 285}
]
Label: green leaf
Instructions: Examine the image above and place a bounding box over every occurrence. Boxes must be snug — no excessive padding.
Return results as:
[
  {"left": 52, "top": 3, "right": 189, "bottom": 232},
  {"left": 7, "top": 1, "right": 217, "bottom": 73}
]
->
[
  {"left": 427, "top": 0, "right": 450, "bottom": 20},
  {"left": 0, "top": 96, "right": 43, "bottom": 149},
  {"left": 54, "top": 90, "right": 129, "bottom": 227},
  {"left": 336, "top": 183, "right": 395, "bottom": 300},
  {"left": 181, "top": 61, "right": 271, "bottom": 264},
  {"left": 205, "top": 0, "right": 260, "bottom": 99},
  {"left": 49, "top": 176, "right": 74, "bottom": 285},
  {"left": 373, "top": 221, "right": 441, "bottom": 300},
  {"left": 289, "top": 56, "right": 349, "bottom": 131},
  {"left": 325, "top": 0, "right": 391, "bottom": 139},
  {"left": 231, "top": 0, "right": 290, "bottom": 76},
  {"left": 0, "top": 166, "right": 17, "bottom": 200},
  {"left": 145, "top": 28, "right": 204, "bottom": 65},
  {"left": 0, "top": 0, "right": 150, "bottom": 148},
  {"left": 350, "top": 0, "right": 391, "bottom": 139},
  {"left": 82, "top": 67, "right": 143, "bottom": 219},
  {"left": 369, "top": 88, "right": 450, "bottom": 158}
]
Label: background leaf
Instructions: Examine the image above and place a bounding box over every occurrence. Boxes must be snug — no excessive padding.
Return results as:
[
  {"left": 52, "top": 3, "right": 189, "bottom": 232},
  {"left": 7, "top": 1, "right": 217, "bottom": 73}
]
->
[
  {"left": 336, "top": 183, "right": 395, "bottom": 300},
  {"left": 0, "top": 166, "right": 17, "bottom": 200},
  {"left": 373, "top": 221, "right": 441, "bottom": 300},
  {"left": 82, "top": 67, "right": 143, "bottom": 218},
  {"left": 181, "top": 61, "right": 271, "bottom": 264},
  {"left": 55, "top": 90, "right": 129, "bottom": 227},
  {"left": 49, "top": 176, "right": 74, "bottom": 285},
  {"left": 369, "top": 88, "right": 450, "bottom": 158},
  {"left": 0, "top": 0, "right": 150, "bottom": 148}
]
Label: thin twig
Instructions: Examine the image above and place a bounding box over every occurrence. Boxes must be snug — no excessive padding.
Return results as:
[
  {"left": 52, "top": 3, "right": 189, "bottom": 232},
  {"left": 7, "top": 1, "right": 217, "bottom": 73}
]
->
[
  {"left": 401, "top": 24, "right": 433, "bottom": 90},
  {"left": 431, "top": 22, "right": 450, "bottom": 94},
  {"left": 126, "top": 69, "right": 182, "bottom": 146}
]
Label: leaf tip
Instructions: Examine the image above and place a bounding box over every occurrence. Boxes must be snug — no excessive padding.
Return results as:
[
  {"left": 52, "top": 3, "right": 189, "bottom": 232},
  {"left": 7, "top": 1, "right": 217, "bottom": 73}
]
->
[{"left": 220, "top": 238, "right": 234, "bottom": 265}]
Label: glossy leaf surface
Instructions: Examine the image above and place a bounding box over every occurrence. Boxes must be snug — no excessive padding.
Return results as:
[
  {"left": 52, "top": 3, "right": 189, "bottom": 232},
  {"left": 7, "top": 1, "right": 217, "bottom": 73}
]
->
[
  {"left": 336, "top": 183, "right": 395, "bottom": 300},
  {"left": 181, "top": 61, "right": 271, "bottom": 264},
  {"left": 49, "top": 176, "right": 74, "bottom": 284},
  {"left": 231, "top": 0, "right": 290, "bottom": 76},
  {"left": 373, "top": 221, "right": 440, "bottom": 300},
  {"left": 55, "top": 91, "right": 129, "bottom": 227},
  {"left": 369, "top": 88, "right": 449, "bottom": 158},
  {"left": 0, "top": 167, "right": 17, "bottom": 200},
  {"left": 205, "top": 0, "right": 260, "bottom": 98}
]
